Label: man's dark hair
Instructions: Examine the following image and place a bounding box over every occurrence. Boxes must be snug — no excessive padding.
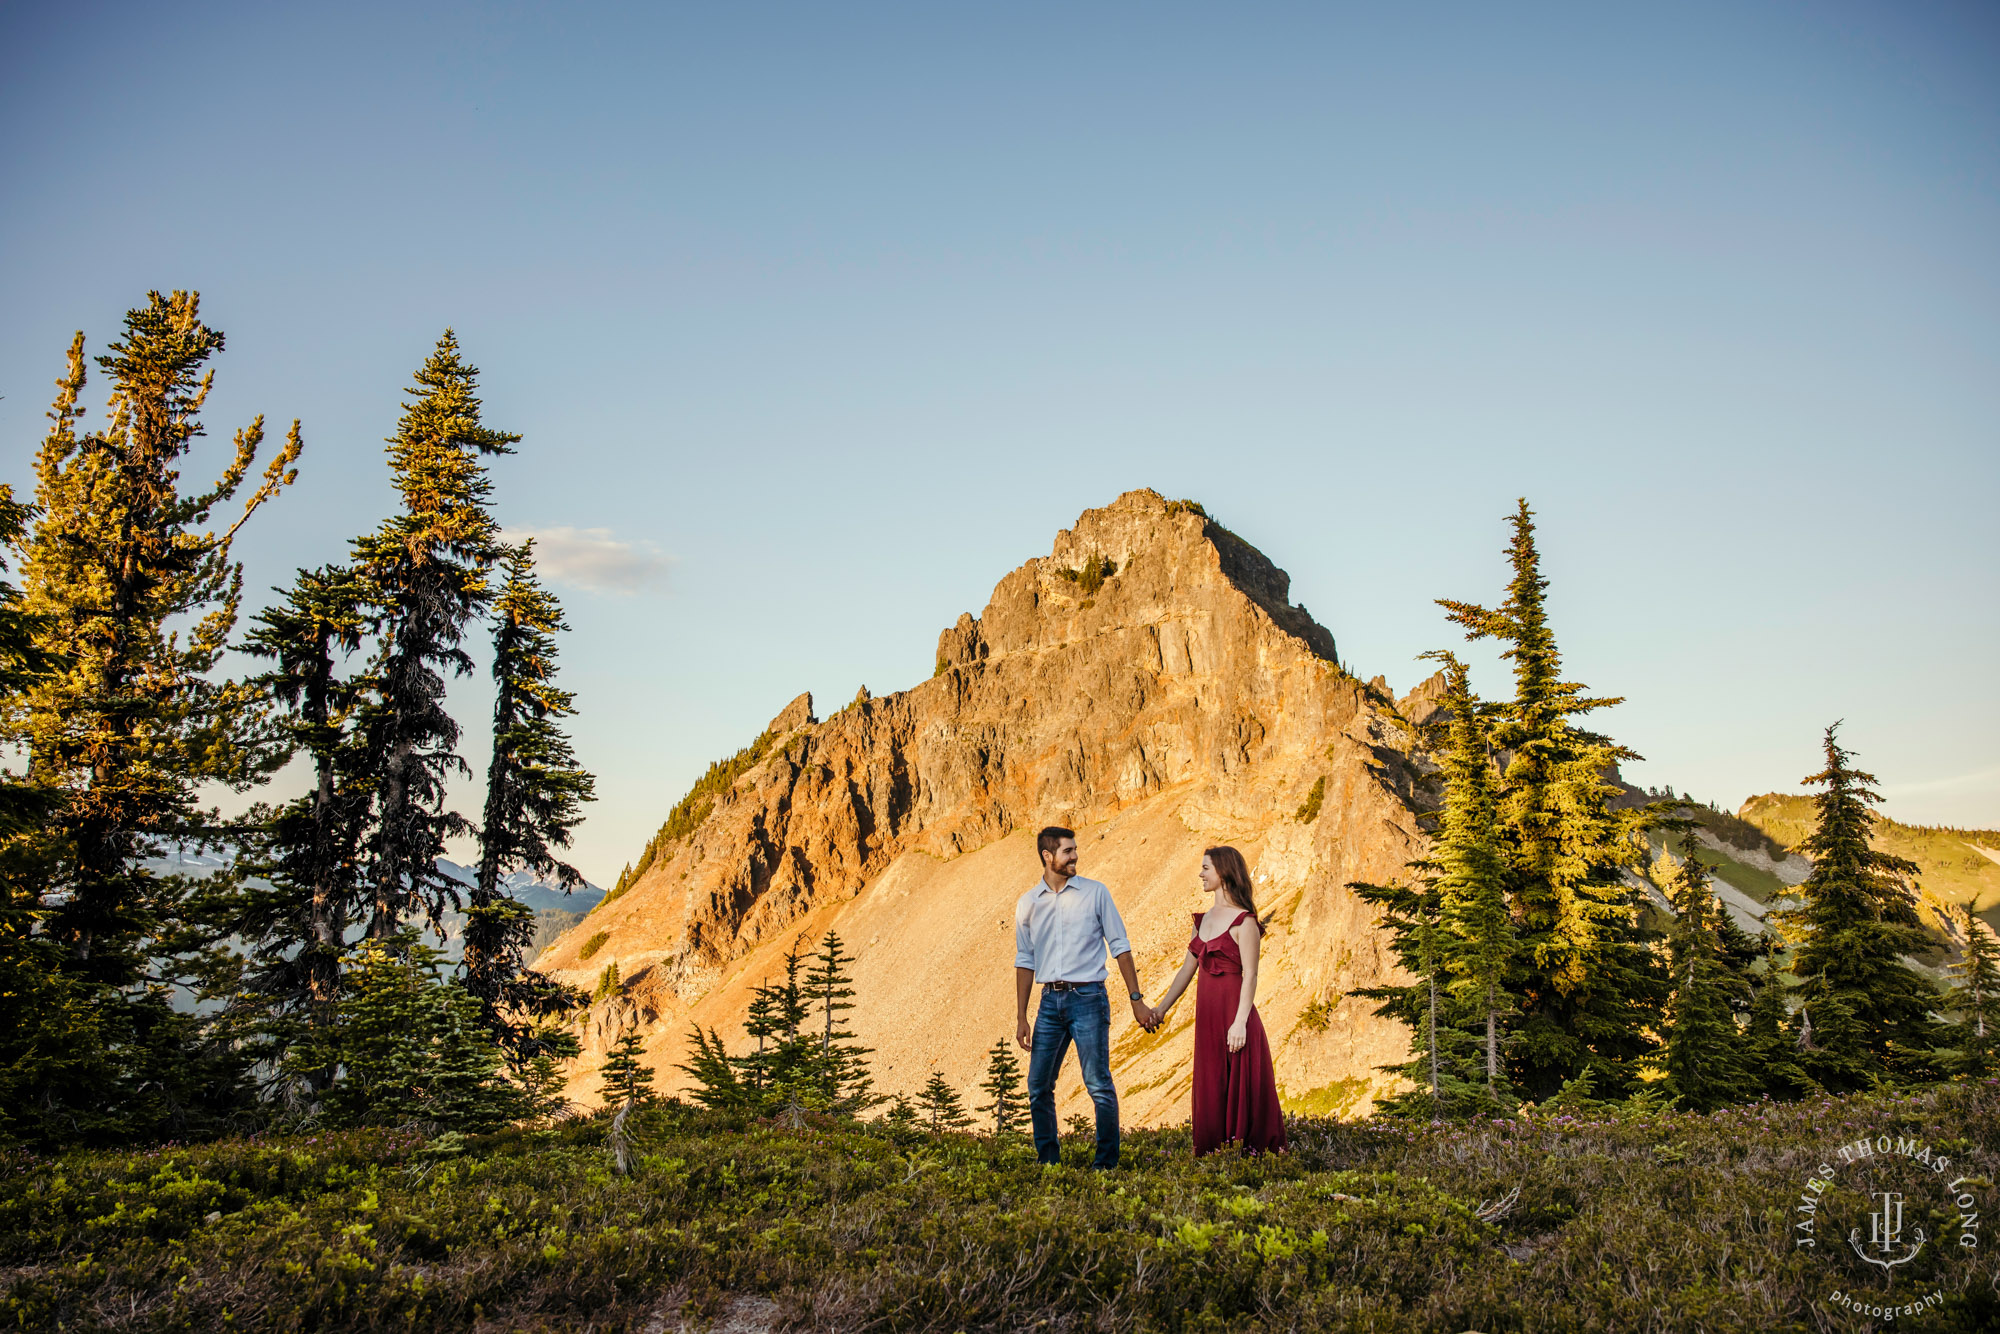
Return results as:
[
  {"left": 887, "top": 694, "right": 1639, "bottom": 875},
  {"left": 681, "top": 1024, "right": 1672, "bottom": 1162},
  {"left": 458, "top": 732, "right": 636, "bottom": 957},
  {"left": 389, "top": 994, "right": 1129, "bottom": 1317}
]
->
[{"left": 1037, "top": 826, "right": 1075, "bottom": 862}]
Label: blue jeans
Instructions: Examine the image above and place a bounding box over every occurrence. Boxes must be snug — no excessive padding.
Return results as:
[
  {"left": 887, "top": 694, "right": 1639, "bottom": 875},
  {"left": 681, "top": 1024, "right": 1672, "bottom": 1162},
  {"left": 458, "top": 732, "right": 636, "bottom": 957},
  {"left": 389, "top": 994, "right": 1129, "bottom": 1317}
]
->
[{"left": 1027, "top": 982, "right": 1118, "bottom": 1168}]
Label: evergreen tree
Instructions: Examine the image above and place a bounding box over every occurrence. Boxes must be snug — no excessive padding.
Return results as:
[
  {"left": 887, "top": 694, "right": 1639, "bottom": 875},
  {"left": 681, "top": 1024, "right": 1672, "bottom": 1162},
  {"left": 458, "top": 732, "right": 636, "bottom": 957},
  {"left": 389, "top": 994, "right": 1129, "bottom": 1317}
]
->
[
  {"left": 977, "top": 1038, "right": 1025, "bottom": 1135},
  {"left": 1743, "top": 962, "right": 1813, "bottom": 1099},
  {"left": 8, "top": 294, "right": 300, "bottom": 1144},
  {"left": 1658, "top": 830, "right": 1755, "bottom": 1111},
  {"left": 1351, "top": 870, "right": 1489, "bottom": 1117},
  {"left": 314, "top": 935, "right": 523, "bottom": 1131},
  {"left": 426, "top": 983, "right": 527, "bottom": 1130},
  {"left": 599, "top": 1027, "right": 658, "bottom": 1108},
  {"left": 313, "top": 937, "right": 433, "bottom": 1127},
  {"left": 1437, "top": 500, "right": 1666, "bottom": 1099},
  {"left": 915, "top": 1071, "right": 971, "bottom": 1132},
  {"left": 741, "top": 971, "right": 785, "bottom": 1090},
  {"left": 1711, "top": 896, "right": 1768, "bottom": 1019},
  {"left": 517, "top": 1025, "right": 580, "bottom": 1124},
  {"left": 350, "top": 331, "right": 514, "bottom": 941},
  {"left": 805, "top": 931, "right": 875, "bottom": 1109},
  {"left": 519, "top": 1055, "right": 571, "bottom": 1124},
  {"left": 677, "top": 1026, "right": 750, "bottom": 1110},
  {"left": 1425, "top": 652, "right": 1519, "bottom": 1106},
  {"left": 883, "top": 1094, "right": 919, "bottom": 1131},
  {"left": 0, "top": 486, "right": 91, "bottom": 1149},
  {"left": 467, "top": 543, "right": 594, "bottom": 1054},
  {"left": 0, "top": 490, "right": 54, "bottom": 843},
  {"left": 1774, "top": 726, "right": 1940, "bottom": 1091},
  {"left": 233, "top": 564, "right": 372, "bottom": 1081},
  {"left": 734, "top": 942, "right": 816, "bottom": 1098},
  {"left": 1939, "top": 905, "right": 2000, "bottom": 1078}
]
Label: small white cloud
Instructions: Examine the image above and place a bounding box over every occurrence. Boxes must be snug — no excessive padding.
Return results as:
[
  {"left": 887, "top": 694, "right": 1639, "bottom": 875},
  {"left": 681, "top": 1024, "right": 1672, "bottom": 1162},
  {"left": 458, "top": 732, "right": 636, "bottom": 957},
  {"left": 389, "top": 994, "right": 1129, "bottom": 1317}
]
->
[
  {"left": 503, "top": 526, "right": 674, "bottom": 595},
  {"left": 1881, "top": 765, "right": 2000, "bottom": 798}
]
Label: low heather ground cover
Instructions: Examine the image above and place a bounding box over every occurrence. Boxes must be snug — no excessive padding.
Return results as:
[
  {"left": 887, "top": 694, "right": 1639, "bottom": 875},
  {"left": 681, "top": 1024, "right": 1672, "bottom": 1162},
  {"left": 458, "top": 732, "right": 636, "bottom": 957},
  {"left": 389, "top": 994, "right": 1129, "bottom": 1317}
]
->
[{"left": 5, "top": 1082, "right": 1997, "bottom": 1332}]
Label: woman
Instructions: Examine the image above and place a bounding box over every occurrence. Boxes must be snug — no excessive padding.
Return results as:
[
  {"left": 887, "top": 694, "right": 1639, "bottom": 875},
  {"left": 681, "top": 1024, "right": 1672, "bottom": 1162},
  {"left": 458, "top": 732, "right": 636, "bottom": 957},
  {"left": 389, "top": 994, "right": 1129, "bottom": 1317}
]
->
[{"left": 1149, "top": 845, "right": 1286, "bottom": 1155}]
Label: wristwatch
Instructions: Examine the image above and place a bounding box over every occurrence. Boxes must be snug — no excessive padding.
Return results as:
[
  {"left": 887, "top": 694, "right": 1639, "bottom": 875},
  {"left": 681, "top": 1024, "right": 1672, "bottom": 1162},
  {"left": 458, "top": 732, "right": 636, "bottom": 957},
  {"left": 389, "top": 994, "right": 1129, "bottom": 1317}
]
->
[{"left": 1129, "top": 990, "right": 1145, "bottom": 1002}]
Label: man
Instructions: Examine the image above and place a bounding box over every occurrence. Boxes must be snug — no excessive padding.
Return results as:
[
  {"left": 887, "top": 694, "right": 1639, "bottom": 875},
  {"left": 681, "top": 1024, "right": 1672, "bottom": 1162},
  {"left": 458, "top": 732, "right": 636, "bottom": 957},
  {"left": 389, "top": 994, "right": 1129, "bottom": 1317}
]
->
[{"left": 1014, "top": 825, "right": 1156, "bottom": 1169}]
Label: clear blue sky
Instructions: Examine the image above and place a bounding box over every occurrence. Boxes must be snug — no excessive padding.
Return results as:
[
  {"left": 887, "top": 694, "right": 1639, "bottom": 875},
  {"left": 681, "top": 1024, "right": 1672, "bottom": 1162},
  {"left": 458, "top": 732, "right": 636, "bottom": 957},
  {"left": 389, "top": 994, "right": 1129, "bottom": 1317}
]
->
[{"left": 4, "top": 2, "right": 1996, "bottom": 884}]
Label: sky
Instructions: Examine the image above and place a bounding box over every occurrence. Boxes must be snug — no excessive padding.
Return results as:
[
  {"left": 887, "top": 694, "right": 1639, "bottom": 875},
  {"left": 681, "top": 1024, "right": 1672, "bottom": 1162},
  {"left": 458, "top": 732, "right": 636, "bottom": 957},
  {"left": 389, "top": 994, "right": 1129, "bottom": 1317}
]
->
[{"left": 2, "top": 2, "right": 1996, "bottom": 885}]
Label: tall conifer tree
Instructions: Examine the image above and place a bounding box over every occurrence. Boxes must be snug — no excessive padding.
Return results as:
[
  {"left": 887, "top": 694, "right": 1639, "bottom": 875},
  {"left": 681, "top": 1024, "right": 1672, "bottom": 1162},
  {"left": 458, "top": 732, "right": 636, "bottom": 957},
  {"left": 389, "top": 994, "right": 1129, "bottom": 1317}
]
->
[
  {"left": 1776, "top": 725, "right": 1939, "bottom": 1090},
  {"left": 8, "top": 294, "right": 300, "bottom": 1142},
  {"left": 351, "top": 332, "right": 513, "bottom": 941},
  {"left": 1425, "top": 652, "right": 1519, "bottom": 1104},
  {"left": 1658, "top": 832, "right": 1754, "bottom": 1111},
  {"left": 1940, "top": 905, "right": 2000, "bottom": 1078},
  {"left": 16, "top": 295, "right": 299, "bottom": 976},
  {"left": 468, "top": 543, "right": 594, "bottom": 1053},
  {"left": 1437, "top": 500, "right": 1665, "bottom": 1099},
  {"left": 235, "top": 565, "right": 372, "bottom": 1052}
]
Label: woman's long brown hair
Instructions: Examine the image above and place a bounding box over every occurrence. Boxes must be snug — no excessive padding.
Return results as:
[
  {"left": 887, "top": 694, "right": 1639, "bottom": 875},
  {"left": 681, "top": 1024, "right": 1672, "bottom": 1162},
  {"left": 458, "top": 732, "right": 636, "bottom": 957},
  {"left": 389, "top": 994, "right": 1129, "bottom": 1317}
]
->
[{"left": 1203, "top": 845, "right": 1263, "bottom": 930}]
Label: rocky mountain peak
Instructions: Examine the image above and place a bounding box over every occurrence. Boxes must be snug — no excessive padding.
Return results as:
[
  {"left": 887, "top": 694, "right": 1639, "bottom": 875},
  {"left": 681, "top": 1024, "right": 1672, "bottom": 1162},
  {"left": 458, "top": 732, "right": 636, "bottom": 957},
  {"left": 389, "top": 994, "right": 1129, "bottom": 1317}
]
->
[{"left": 937, "top": 489, "right": 1337, "bottom": 672}]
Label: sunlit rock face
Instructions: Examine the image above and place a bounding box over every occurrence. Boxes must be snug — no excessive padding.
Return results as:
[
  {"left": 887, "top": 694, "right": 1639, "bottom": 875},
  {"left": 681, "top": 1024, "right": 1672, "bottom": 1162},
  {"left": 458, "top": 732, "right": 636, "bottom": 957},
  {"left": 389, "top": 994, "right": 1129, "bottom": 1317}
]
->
[{"left": 544, "top": 489, "right": 1432, "bottom": 1122}]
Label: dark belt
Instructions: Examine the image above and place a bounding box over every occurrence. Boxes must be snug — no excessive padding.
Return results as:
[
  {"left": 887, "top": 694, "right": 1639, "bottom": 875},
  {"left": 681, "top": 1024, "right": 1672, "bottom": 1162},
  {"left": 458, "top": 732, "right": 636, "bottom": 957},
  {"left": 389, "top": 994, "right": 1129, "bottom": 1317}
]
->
[{"left": 1042, "top": 980, "right": 1102, "bottom": 993}]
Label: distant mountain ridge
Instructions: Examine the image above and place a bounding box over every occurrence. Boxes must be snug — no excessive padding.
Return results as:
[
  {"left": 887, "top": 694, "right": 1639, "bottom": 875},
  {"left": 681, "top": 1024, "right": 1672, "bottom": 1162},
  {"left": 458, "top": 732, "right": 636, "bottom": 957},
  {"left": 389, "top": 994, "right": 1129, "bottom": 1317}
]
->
[
  {"left": 143, "top": 849, "right": 602, "bottom": 963},
  {"left": 1738, "top": 794, "right": 2000, "bottom": 930},
  {"left": 1606, "top": 787, "right": 2000, "bottom": 967}
]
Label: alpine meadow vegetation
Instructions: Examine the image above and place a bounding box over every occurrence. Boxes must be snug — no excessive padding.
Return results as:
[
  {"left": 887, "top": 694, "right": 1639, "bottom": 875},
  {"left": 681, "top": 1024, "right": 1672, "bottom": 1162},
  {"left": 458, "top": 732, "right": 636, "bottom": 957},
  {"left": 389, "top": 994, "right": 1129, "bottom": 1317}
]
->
[{"left": 5, "top": 1085, "right": 1997, "bottom": 1331}]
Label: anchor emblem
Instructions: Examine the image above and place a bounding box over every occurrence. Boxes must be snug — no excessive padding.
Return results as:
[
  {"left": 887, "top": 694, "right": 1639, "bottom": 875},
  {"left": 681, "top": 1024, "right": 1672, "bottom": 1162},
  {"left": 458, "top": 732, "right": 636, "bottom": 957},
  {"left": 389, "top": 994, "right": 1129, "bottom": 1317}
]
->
[{"left": 1848, "top": 1190, "right": 1926, "bottom": 1270}]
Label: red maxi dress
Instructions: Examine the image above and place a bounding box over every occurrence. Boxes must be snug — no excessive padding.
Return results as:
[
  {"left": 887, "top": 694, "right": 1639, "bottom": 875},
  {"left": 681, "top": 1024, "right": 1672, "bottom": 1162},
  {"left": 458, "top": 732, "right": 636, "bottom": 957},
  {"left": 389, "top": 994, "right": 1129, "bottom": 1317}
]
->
[{"left": 1188, "top": 911, "right": 1287, "bottom": 1156}]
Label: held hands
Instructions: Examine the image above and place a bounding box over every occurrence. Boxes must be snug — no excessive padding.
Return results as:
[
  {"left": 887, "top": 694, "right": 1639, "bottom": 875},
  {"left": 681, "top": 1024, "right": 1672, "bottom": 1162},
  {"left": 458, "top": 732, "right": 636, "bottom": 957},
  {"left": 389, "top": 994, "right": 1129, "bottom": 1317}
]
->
[
  {"left": 1226, "top": 1019, "right": 1248, "bottom": 1053},
  {"left": 1131, "top": 998, "right": 1161, "bottom": 1033}
]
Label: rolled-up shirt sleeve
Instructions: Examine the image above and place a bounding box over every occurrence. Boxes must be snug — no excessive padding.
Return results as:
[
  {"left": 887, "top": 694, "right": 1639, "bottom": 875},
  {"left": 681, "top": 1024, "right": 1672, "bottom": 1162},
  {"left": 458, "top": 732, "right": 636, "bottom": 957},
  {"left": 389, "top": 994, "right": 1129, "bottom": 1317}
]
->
[
  {"left": 1097, "top": 885, "right": 1132, "bottom": 958},
  {"left": 1014, "top": 897, "right": 1037, "bottom": 971}
]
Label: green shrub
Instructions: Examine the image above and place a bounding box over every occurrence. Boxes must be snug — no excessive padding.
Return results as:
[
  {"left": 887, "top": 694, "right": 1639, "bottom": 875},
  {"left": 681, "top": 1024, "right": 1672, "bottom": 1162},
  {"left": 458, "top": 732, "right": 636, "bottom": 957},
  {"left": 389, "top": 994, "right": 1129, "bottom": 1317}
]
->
[
  {"left": 578, "top": 930, "right": 610, "bottom": 962},
  {"left": 1298, "top": 990, "right": 1338, "bottom": 1032},
  {"left": 1295, "top": 775, "right": 1326, "bottom": 824},
  {"left": 1055, "top": 554, "right": 1118, "bottom": 596}
]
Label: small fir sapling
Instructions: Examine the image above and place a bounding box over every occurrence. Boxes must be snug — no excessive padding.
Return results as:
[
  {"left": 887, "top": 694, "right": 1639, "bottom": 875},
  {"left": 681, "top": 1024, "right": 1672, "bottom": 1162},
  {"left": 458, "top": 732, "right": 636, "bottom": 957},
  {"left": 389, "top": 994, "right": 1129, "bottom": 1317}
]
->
[
  {"left": 916, "top": 1071, "right": 971, "bottom": 1132},
  {"left": 978, "top": 1038, "right": 1025, "bottom": 1135},
  {"left": 599, "top": 1027, "right": 657, "bottom": 1108}
]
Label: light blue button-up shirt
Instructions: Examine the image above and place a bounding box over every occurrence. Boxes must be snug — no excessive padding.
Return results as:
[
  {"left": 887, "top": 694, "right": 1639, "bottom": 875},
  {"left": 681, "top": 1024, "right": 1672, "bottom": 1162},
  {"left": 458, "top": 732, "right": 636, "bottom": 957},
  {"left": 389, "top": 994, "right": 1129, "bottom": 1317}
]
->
[{"left": 1013, "top": 875, "right": 1133, "bottom": 983}]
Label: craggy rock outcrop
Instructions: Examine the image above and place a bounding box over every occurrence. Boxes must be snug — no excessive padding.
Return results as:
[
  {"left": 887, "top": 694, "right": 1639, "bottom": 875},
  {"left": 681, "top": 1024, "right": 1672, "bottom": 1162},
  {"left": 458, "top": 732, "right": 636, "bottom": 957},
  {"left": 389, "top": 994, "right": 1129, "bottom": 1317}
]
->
[{"left": 543, "top": 490, "right": 1431, "bottom": 1120}]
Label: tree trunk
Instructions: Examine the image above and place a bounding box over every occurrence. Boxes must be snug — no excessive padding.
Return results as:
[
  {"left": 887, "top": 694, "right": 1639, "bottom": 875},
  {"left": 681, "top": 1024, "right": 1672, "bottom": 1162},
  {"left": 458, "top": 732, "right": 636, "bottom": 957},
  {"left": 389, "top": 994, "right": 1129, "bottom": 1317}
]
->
[{"left": 1486, "top": 981, "right": 1498, "bottom": 1085}]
